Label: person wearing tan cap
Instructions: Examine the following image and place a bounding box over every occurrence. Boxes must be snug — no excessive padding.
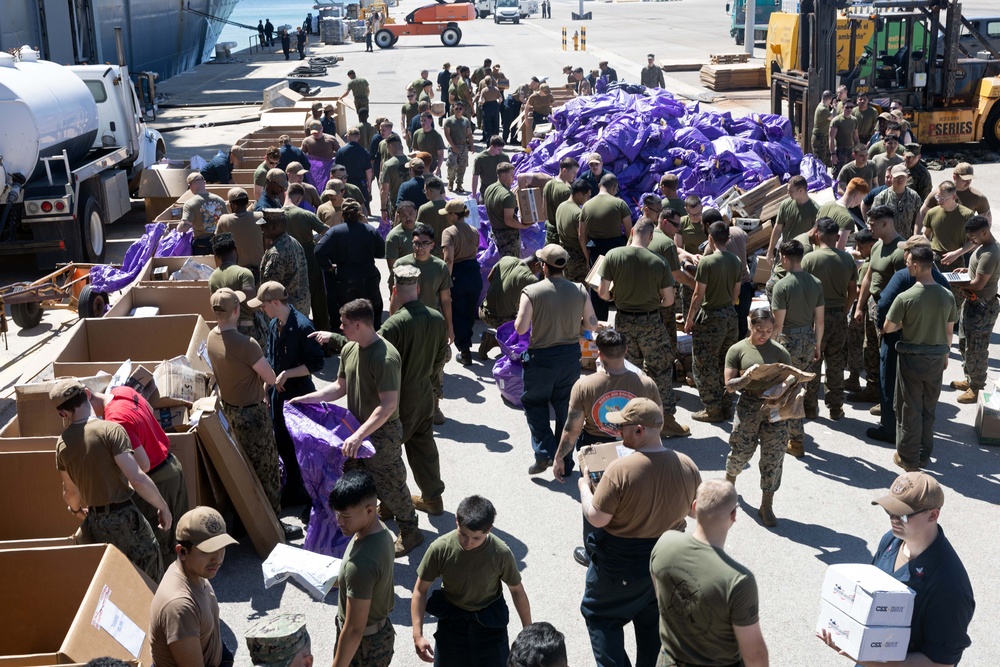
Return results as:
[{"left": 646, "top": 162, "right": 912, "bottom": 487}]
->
[
  {"left": 255, "top": 168, "right": 288, "bottom": 212},
  {"left": 917, "top": 161, "right": 992, "bottom": 236},
  {"left": 150, "top": 507, "right": 239, "bottom": 667},
  {"left": 257, "top": 208, "right": 311, "bottom": 317},
  {"left": 577, "top": 397, "right": 700, "bottom": 666},
  {"left": 515, "top": 243, "right": 597, "bottom": 476},
  {"left": 50, "top": 378, "right": 170, "bottom": 582},
  {"left": 317, "top": 179, "right": 346, "bottom": 228},
  {"left": 329, "top": 164, "right": 369, "bottom": 216},
  {"left": 284, "top": 162, "right": 321, "bottom": 211},
  {"left": 216, "top": 188, "right": 265, "bottom": 277},
  {"left": 872, "top": 162, "right": 922, "bottom": 238},
  {"left": 439, "top": 199, "right": 483, "bottom": 365},
  {"left": 180, "top": 172, "right": 227, "bottom": 255},
  {"left": 819, "top": 473, "right": 974, "bottom": 665}
]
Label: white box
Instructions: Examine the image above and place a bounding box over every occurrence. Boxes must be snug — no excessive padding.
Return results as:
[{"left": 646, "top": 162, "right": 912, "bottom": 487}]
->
[
  {"left": 816, "top": 600, "right": 910, "bottom": 663},
  {"left": 822, "top": 564, "right": 915, "bottom": 626}
]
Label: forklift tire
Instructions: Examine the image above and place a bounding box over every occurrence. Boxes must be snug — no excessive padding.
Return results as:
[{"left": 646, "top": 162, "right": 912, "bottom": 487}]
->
[
  {"left": 10, "top": 302, "right": 44, "bottom": 329},
  {"left": 375, "top": 29, "right": 395, "bottom": 49},
  {"left": 78, "top": 285, "right": 110, "bottom": 319},
  {"left": 441, "top": 27, "right": 462, "bottom": 46},
  {"left": 79, "top": 191, "right": 107, "bottom": 263},
  {"left": 985, "top": 104, "right": 1000, "bottom": 150}
]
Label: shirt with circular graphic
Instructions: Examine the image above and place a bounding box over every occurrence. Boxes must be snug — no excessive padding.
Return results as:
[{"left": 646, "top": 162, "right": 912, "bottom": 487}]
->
[{"left": 570, "top": 369, "right": 661, "bottom": 437}]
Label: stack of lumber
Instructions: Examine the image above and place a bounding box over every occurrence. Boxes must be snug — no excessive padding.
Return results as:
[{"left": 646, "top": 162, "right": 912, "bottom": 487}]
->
[
  {"left": 699, "top": 63, "right": 767, "bottom": 91},
  {"left": 709, "top": 53, "right": 750, "bottom": 65}
]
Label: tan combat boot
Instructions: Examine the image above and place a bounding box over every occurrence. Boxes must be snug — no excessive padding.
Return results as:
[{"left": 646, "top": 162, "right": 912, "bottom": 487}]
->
[
  {"left": 786, "top": 439, "right": 804, "bottom": 458},
  {"left": 950, "top": 379, "right": 970, "bottom": 391},
  {"left": 411, "top": 495, "right": 444, "bottom": 516},
  {"left": 394, "top": 529, "right": 424, "bottom": 557},
  {"left": 661, "top": 416, "right": 691, "bottom": 438},
  {"left": 758, "top": 492, "right": 777, "bottom": 527},
  {"left": 956, "top": 388, "right": 979, "bottom": 404},
  {"left": 691, "top": 407, "right": 726, "bottom": 423}
]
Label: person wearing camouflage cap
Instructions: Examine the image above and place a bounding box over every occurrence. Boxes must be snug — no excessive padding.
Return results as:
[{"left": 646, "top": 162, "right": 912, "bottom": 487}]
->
[
  {"left": 246, "top": 614, "right": 312, "bottom": 667},
  {"left": 50, "top": 378, "right": 169, "bottom": 582},
  {"left": 257, "top": 208, "right": 312, "bottom": 317}
]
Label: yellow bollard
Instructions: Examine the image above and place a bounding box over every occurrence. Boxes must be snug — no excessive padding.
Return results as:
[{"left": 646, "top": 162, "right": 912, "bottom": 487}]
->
[
  {"left": 573, "top": 30, "right": 579, "bottom": 51},
  {"left": 581, "top": 26, "right": 586, "bottom": 51},
  {"left": 562, "top": 27, "right": 567, "bottom": 51}
]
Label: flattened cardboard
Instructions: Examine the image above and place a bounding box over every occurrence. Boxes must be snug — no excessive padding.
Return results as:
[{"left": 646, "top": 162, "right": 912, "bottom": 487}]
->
[
  {"left": 0, "top": 545, "right": 155, "bottom": 665},
  {"left": 14, "top": 376, "right": 112, "bottom": 438},
  {"left": 585, "top": 255, "right": 611, "bottom": 291},
  {"left": 191, "top": 396, "right": 283, "bottom": 557},
  {"left": 516, "top": 187, "right": 546, "bottom": 224},
  {"left": 168, "top": 431, "right": 219, "bottom": 511},
  {"left": 577, "top": 441, "right": 630, "bottom": 487},
  {"left": 752, "top": 255, "right": 772, "bottom": 284},
  {"left": 106, "top": 285, "right": 216, "bottom": 322}
]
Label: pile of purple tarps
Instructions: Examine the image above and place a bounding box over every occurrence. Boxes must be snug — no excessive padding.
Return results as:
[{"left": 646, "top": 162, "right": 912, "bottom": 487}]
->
[
  {"left": 284, "top": 401, "right": 376, "bottom": 558},
  {"left": 88, "top": 222, "right": 193, "bottom": 292}
]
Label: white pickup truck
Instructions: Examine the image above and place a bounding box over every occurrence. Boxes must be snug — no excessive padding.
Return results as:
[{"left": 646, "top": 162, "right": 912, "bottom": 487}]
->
[{"left": 475, "top": 0, "right": 538, "bottom": 21}]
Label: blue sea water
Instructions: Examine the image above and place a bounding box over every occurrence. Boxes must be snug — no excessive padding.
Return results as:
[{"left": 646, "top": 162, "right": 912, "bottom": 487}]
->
[{"left": 217, "top": 0, "right": 322, "bottom": 51}]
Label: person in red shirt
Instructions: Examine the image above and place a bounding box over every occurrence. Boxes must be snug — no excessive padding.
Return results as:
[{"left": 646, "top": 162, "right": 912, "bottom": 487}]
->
[{"left": 89, "top": 385, "right": 190, "bottom": 564}]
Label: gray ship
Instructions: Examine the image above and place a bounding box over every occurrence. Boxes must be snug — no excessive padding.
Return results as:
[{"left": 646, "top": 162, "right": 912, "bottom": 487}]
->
[{"left": 0, "top": 0, "right": 241, "bottom": 81}]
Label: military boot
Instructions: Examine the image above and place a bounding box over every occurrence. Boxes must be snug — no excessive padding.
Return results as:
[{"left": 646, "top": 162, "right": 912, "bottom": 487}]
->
[
  {"left": 758, "top": 492, "right": 778, "bottom": 527},
  {"left": 394, "top": 529, "right": 424, "bottom": 557},
  {"left": 786, "top": 439, "right": 804, "bottom": 458}
]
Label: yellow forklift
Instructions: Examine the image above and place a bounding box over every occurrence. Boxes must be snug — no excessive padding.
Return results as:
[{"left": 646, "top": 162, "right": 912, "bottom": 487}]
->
[{"left": 769, "top": 0, "right": 1000, "bottom": 149}]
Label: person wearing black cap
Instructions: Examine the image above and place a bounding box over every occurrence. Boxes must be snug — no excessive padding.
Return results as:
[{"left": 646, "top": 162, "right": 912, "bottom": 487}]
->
[
  {"left": 818, "top": 472, "right": 974, "bottom": 666},
  {"left": 515, "top": 244, "right": 597, "bottom": 476},
  {"left": 50, "top": 379, "right": 169, "bottom": 582}
]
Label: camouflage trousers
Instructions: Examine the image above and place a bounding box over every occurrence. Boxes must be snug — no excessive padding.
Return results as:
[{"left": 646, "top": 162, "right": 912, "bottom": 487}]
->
[
  {"left": 811, "top": 131, "right": 831, "bottom": 168},
  {"left": 959, "top": 295, "right": 1000, "bottom": 391},
  {"left": 546, "top": 224, "right": 560, "bottom": 246},
  {"left": 811, "top": 308, "right": 849, "bottom": 409},
  {"left": 335, "top": 617, "right": 395, "bottom": 667},
  {"left": 492, "top": 227, "right": 521, "bottom": 259},
  {"left": 616, "top": 311, "right": 676, "bottom": 417},
  {"left": 133, "top": 453, "right": 189, "bottom": 567},
  {"left": 222, "top": 401, "right": 281, "bottom": 515},
  {"left": 87, "top": 504, "right": 163, "bottom": 582},
  {"left": 344, "top": 419, "right": 417, "bottom": 533},
  {"left": 564, "top": 247, "right": 589, "bottom": 284},
  {"left": 692, "top": 307, "right": 738, "bottom": 412},
  {"left": 238, "top": 317, "right": 265, "bottom": 348},
  {"left": 847, "top": 302, "right": 866, "bottom": 375},
  {"left": 726, "top": 393, "right": 788, "bottom": 493},
  {"left": 778, "top": 327, "right": 816, "bottom": 440},
  {"left": 863, "top": 297, "right": 881, "bottom": 386},
  {"left": 433, "top": 346, "right": 452, "bottom": 401},
  {"left": 447, "top": 145, "right": 469, "bottom": 188},
  {"left": 659, "top": 304, "right": 679, "bottom": 362}
]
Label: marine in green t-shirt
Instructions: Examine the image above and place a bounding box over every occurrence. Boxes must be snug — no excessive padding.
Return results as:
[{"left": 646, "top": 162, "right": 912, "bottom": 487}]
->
[
  {"left": 725, "top": 337, "right": 792, "bottom": 393},
  {"left": 472, "top": 148, "right": 508, "bottom": 196},
  {"left": 483, "top": 181, "right": 517, "bottom": 231},
  {"left": 695, "top": 251, "right": 741, "bottom": 310},
  {"left": 924, "top": 203, "right": 974, "bottom": 254},
  {"left": 542, "top": 178, "right": 572, "bottom": 239},
  {"left": 378, "top": 299, "right": 447, "bottom": 424},
  {"left": 556, "top": 199, "right": 585, "bottom": 251},
  {"left": 581, "top": 193, "right": 632, "bottom": 240},
  {"left": 483, "top": 256, "right": 539, "bottom": 321},
  {"left": 817, "top": 201, "right": 857, "bottom": 235},
  {"left": 867, "top": 235, "right": 907, "bottom": 299},
  {"left": 771, "top": 270, "right": 825, "bottom": 330},
  {"left": 338, "top": 336, "right": 402, "bottom": 423},
  {"left": 442, "top": 115, "right": 472, "bottom": 147},
  {"left": 648, "top": 228, "right": 681, "bottom": 272},
  {"left": 347, "top": 76, "right": 370, "bottom": 108},
  {"left": 830, "top": 113, "right": 858, "bottom": 150},
  {"left": 598, "top": 245, "right": 673, "bottom": 312},
  {"left": 802, "top": 247, "right": 857, "bottom": 312},
  {"left": 771, "top": 231, "right": 814, "bottom": 283},
  {"left": 394, "top": 253, "right": 453, "bottom": 312},
  {"left": 676, "top": 214, "right": 707, "bottom": 254},
  {"left": 886, "top": 282, "right": 957, "bottom": 346},
  {"left": 969, "top": 239, "right": 1000, "bottom": 301}
]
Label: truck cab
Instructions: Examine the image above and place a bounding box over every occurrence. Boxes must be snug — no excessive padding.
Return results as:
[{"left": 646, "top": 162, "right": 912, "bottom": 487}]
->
[{"left": 727, "top": 0, "right": 782, "bottom": 45}]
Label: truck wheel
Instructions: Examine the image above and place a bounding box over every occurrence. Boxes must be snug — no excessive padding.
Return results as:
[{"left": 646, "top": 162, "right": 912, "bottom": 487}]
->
[
  {"left": 441, "top": 27, "right": 462, "bottom": 46},
  {"left": 479, "top": 10, "right": 488, "bottom": 18},
  {"left": 984, "top": 104, "right": 1000, "bottom": 150},
  {"left": 78, "top": 285, "right": 110, "bottom": 319},
  {"left": 10, "top": 302, "right": 44, "bottom": 329},
  {"left": 735, "top": 29, "right": 744, "bottom": 45},
  {"left": 514, "top": 18, "right": 520, "bottom": 24},
  {"left": 80, "top": 193, "right": 107, "bottom": 263},
  {"left": 494, "top": 15, "right": 499, "bottom": 23},
  {"left": 375, "top": 29, "right": 394, "bottom": 49}
]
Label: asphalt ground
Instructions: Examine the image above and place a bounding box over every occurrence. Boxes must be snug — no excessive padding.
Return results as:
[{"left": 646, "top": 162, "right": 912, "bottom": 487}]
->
[{"left": 2, "top": 0, "right": 999, "bottom": 664}]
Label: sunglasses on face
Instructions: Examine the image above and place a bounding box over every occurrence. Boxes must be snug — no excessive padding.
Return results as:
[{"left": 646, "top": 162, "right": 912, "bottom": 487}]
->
[{"left": 884, "top": 508, "right": 928, "bottom": 524}]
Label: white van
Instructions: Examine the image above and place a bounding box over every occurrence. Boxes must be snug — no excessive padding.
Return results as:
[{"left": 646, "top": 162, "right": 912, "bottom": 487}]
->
[{"left": 476, "top": 0, "right": 537, "bottom": 21}]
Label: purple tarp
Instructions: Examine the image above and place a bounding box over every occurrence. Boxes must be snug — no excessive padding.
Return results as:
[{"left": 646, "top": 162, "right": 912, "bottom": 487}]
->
[{"left": 89, "top": 223, "right": 193, "bottom": 292}]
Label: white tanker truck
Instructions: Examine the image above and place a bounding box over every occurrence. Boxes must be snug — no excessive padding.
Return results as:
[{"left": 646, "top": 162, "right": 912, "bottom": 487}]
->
[{"left": 0, "top": 33, "right": 165, "bottom": 265}]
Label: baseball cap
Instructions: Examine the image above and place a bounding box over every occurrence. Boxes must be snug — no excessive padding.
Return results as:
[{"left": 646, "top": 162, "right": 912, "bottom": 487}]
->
[
  {"left": 872, "top": 472, "right": 944, "bottom": 516},
  {"left": 175, "top": 506, "right": 238, "bottom": 552},
  {"left": 49, "top": 379, "right": 87, "bottom": 409},
  {"left": 266, "top": 168, "right": 289, "bottom": 188},
  {"left": 245, "top": 614, "right": 310, "bottom": 667},
  {"left": 899, "top": 234, "right": 931, "bottom": 252},
  {"left": 257, "top": 208, "right": 285, "bottom": 226},
  {"left": 308, "top": 120, "right": 323, "bottom": 131},
  {"left": 878, "top": 111, "right": 894, "bottom": 121},
  {"left": 247, "top": 281, "right": 288, "bottom": 308},
  {"left": 227, "top": 187, "right": 249, "bottom": 203},
  {"left": 285, "top": 162, "right": 308, "bottom": 176},
  {"left": 407, "top": 158, "right": 426, "bottom": 171},
  {"left": 647, "top": 53, "right": 655, "bottom": 59},
  {"left": 330, "top": 164, "right": 347, "bottom": 173},
  {"left": 439, "top": 200, "right": 470, "bottom": 216},
  {"left": 536, "top": 243, "right": 569, "bottom": 268},
  {"left": 954, "top": 163, "right": 974, "bottom": 180},
  {"left": 604, "top": 397, "right": 664, "bottom": 428},
  {"left": 210, "top": 288, "right": 246, "bottom": 314},
  {"left": 186, "top": 172, "right": 205, "bottom": 185},
  {"left": 587, "top": 152, "right": 603, "bottom": 165},
  {"left": 311, "top": 101, "right": 323, "bottom": 111},
  {"left": 890, "top": 164, "right": 909, "bottom": 178},
  {"left": 903, "top": 143, "right": 921, "bottom": 157}
]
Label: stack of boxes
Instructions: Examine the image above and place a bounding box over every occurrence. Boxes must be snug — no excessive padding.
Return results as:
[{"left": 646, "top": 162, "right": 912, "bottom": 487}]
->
[{"left": 815, "top": 563, "right": 915, "bottom": 662}]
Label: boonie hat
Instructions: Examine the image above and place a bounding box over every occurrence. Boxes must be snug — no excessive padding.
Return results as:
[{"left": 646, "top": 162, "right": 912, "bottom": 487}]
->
[
  {"left": 211, "top": 288, "right": 246, "bottom": 314},
  {"left": 266, "top": 168, "right": 289, "bottom": 188},
  {"left": 536, "top": 243, "right": 569, "bottom": 268},
  {"left": 285, "top": 162, "right": 308, "bottom": 176},
  {"left": 186, "top": 172, "right": 205, "bottom": 185},
  {"left": 890, "top": 164, "right": 909, "bottom": 178},
  {"left": 247, "top": 281, "right": 288, "bottom": 308},
  {"left": 872, "top": 472, "right": 944, "bottom": 516},
  {"left": 175, "top": 506, "right": 238, "bottom": 552},
  {"left": 227, "top": 187, "right": 249, "bottom": 203},
  {"left": 953, "top": 163, "right": 974, "bottom": 180},
  {"left": 246, "top": 613, "right": 310, "bottom": 667},
  {"left": 439, "top": 200, "right": 470, "bottom": 216},
  {"left": 604, "top": 397, "right": 664, "bottom": 428},
  {"left": 49, "top": 379, "right": 87, "bottom": 409}
]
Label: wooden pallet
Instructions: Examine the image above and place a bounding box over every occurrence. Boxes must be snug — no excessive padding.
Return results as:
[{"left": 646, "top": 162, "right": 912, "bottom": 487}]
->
[
  {"left": 699, "top": 64, "right": 766, "bottom": 91},
  {"left": 710, "top": 53, "right": 750, "bottom": 65}
]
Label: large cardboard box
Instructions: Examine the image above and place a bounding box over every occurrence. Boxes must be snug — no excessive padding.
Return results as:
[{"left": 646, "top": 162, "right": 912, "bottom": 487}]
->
[
  {"left": 14, "top": 375, "right": 112, "bottom": 438},
  {"left": 0, "top": 545, "right": 155, "bottom": 665},
  {"left": 975, "top": 391, "right": 1000, "bottom": 445},
  {"left": 517, "top": 187, "right": 546, "bottom": 224},
  {"left": 752, "top": 255, "right": 772, "bottom": 284},
  {"left": 821, "top": 564, "right": 915, "bottom": 626},
  {"left": 578, "top": 441, "right": 630, "bottom": 487},
  {"left": 106, "top": 285, "right": 216, "bottom": 322},
  {"left": 0, "top": 450, "right": 81, "bottom": 549},
  {"left": 746, "top": 220, "right": 774, "bottom": 253},
  {"left": 52, "top": 314, "right": 211, "bottom": 376},
  {"left": 152, "top": 357, "right": 213, "bottom": 408},
  {"left": 138, "top": 163, "right": 195, "bottom": 223},
  {"left": 815, "top": 600, "right": 910, "bottom": 663},
  {"left": 135, "top": 256, "right": 219, "bottom": 288}
]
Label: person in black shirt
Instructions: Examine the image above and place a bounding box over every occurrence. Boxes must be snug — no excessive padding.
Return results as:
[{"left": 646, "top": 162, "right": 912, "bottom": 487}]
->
[
  {"left": 335, "top": 128, "right": 373, "bottom": 207},
  {"left": 397, "top": 159, "right": 429, "bottom": 210},
  {"left": 200, "top": 147, "right": 242, "bottom": 184}
]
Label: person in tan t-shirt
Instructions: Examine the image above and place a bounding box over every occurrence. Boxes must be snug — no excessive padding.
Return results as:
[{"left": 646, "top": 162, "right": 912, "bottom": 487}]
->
[
  {"left": 150, "top": 507, "right": 238, "bottom": 667},
  {"left": 577, "top": 397, "right": 701, "bottom": 667},
  {"left": 215, "top": 188, "right": 264, "bottom": 278},
  {"left": 440, "top": 199, "right": 483, "bottom": 365}
]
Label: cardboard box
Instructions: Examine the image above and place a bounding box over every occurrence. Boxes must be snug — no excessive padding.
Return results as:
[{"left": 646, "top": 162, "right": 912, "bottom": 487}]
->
[
  {"left": 517, "top": 187, "right": 546, "bottom": 224},
  {"left": 752, "top": 256, "right": 772, "bottom": 285},
  {"left": 585, "top": 255, "right": 611, "bottom": 292},
  {"left": 135, "top": 256, "right": 219, "bottom": 288},
  {"left": 975, "top": 392, "right": 1000, "bottom": 445},
  {"left": 191, "top": 397, "right": 283, "bottom": 558},
  {"left": 746, "top": 220, "right": 774, "bottom": 253},
  {"left": 815, "top": 600, "right": 910, "bottom": 663},
  {"left": 106, "top": 285, "right": 216, "bottom": 322},
  {"left": 52, "top": 314, "right": 211, "bottom": 376},
  {"left": 152, "top": 357, "right": 212, "bottom": 408},
  {"left": 0, "top": 450, "right": 82, "bottom": 548},
  {"left": 578, "top": 441, "right": 631, "bottom": 486},
  {"left": 821, "top": 564, "right": 915, "bottom": 626},
  {"left": 14, "top": 375, "right": 112, "bottom": 438},
  {"left": 580, "top": 329, "right": 599, "bottom": 360},
  {"left": 0, "top": 545, "right": 155, "bottom": 665},
  {"left": 123, "top": 365, "right": 158, "bottom": 403},
  {"left": 516, "top": 172, "right": 552, "bottom": 189},
  {"left": 676, "top": 333, "right": 692, "bottom": 355},
  {"left": 169, "top": 431, "right": 222, "bottom": 509},
  {"left": 155, "top": 405, "right": 190, "bottom": 433}
]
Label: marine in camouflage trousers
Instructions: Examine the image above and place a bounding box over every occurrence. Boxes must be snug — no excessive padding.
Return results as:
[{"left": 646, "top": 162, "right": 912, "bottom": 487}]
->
[
  {"left": 811, "top": 130, "right": 832, "bottom": 168},
  {"left": 546, "top": 225, "right": 560, "bottom": 247},
  {"left": 446, "top": 145, "right": 469, "bottom": 189},
  {"left": 564, "top": 247, "right": 589, "bottom": 284},
  {"left": 847, "top": 301, "right": 866, "bottom": 376},
  {"left": 959, "top": 295, "right": 1000, "bottom": 391},
  {"left": 432, "top": 346, "right": 452, "bottom": 401},
  {"left": 863, "top": 297, "right": 881, "bottom": 385},
  {"left": 726, "top": 393, "right": 788, "bottom": 493},
  {"left": 221, "top": 401, "right": 281, "bottom": 515},
  {"left": 344, "top": 418, "right": 418, "bottom": 534},
  {"left": 87, "top": 503, "right": 163, "bottom": 582},
  {"left": 479, "top": 308, "right": 512, "bottom": 330},
  {"left": 660, "top": 304, "right": 679, "bottom": 362},
  {"left": 335, "top": 616, "right": 395, "bottom": 667},
  {"left": 492, "top": 227, "right": 522, "bottom": 259},
  {"left": 778, "top": 327, "right": 816, "bottom": 441},
  {"left": 133, "top": 453, "right": 189, "bottom": 567},
  {"left": 692, "top": 307, "right": 738, "bottom": 412},
  {"left": 616, "top": 311, "right": 676, "bottom": 417},
  {"left": 811, "top": 308, "right": 849, "bottom": 410}
]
